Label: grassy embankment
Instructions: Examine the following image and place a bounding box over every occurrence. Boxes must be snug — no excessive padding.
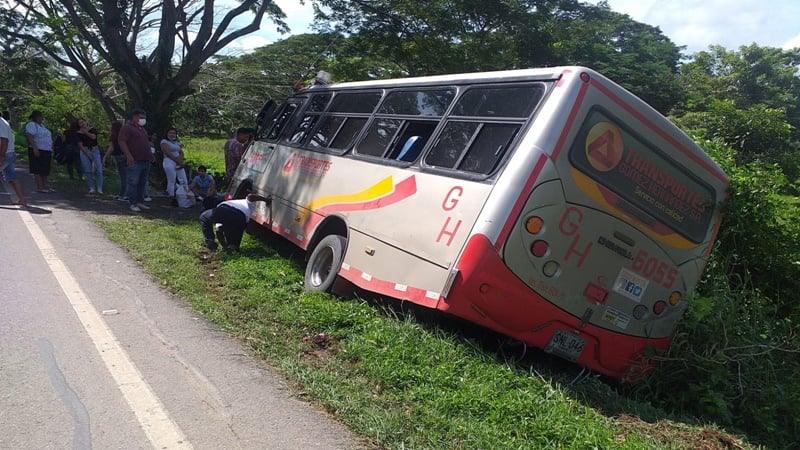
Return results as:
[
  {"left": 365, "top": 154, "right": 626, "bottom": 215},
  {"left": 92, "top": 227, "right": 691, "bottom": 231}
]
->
[{"left": 84, "top": 138, "right": 752, "bottom": 449}]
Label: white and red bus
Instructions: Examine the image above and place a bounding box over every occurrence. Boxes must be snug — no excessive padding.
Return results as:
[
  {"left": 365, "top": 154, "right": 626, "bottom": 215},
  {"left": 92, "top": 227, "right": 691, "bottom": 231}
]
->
[{"left": 228, "top": 67, "right": 728, "bottom": 380}]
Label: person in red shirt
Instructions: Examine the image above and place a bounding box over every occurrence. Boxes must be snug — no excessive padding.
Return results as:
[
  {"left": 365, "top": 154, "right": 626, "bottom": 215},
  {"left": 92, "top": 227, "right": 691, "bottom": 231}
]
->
[{"left": 118, "top": 108, "right": 154, "bottom": 212}]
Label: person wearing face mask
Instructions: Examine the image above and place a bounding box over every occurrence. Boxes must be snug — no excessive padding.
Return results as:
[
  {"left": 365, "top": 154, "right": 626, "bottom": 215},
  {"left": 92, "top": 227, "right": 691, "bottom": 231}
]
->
[
  {"left": 161, "top": 127, "right": 189, "bottom": 201},
  {"left": 118, "top": 108, "right": 154, "bottom": 212}
]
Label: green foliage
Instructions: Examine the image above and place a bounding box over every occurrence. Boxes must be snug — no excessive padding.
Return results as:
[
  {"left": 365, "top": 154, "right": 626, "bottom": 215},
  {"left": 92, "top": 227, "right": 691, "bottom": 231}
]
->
[
  {"left": 635, "top": 139, "right": 800, "bottom": 449},
  {"left": 675, "top": 100, "right": 796, "bottom": 165},
  {"left": 676, "top": 45, "right": 800, "bottom": 180},
  {"left": 181, "top": 137, "right": 228, "bottom": 188},
  {"left": 700, "top": 139, "right": 800, "bottom": 306},
  {"left": 546, "top": 2, "right": 685, "bottom": 113},
  {"left": 311, "top": 0, "right": 684, "bottom": 112}
]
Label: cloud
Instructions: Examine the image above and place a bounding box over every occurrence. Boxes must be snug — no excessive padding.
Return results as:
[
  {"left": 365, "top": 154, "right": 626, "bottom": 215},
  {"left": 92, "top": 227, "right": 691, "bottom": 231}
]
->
[
  {"left": 784, "top": 33, "right": 800, "bottom": 50},
  {"left": 591, "top": 0, "right": 800, "bottom": 54},
  {"left": 223, "top": 0, "right": 314, "bottom": 54}
]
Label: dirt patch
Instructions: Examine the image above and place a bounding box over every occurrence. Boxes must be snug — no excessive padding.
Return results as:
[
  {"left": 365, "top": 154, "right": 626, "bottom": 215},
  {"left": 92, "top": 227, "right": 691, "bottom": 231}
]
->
[{"left": 614, "top": 413, "right": 747, "bottom": 450}]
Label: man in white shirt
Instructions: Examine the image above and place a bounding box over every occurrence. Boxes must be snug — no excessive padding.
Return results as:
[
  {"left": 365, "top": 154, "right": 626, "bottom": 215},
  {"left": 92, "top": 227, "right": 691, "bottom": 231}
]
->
[
  {"left": 199, "top": 193, "right": 270, "bottom": 251},
  {"left": 0, "top": 112, "right": 27, "bottom": 206}
]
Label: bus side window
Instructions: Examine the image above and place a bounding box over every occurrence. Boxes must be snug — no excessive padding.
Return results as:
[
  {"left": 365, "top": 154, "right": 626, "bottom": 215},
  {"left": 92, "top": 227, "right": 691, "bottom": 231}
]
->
[
  {"left": 387, "top": 121, "right": 436, "bottom": 161},
  {"left": 425, "top": 121, "right": 519, "bottom": 175},
  {"left": 265, "top": 102, "right": 301, "bottom": 142}
]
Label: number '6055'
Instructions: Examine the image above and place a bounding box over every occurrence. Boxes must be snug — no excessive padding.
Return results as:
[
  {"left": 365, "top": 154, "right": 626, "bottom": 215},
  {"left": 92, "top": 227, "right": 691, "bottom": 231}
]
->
[{"left": 632, "top": 250, "right": 678, "bottom": 289}]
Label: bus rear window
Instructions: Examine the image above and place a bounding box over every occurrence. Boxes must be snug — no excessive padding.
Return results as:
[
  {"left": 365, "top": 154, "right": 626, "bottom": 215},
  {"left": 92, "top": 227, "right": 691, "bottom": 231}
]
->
[
  {"left": 569, "top": 109, "right": 716, "bottom": 243},
  {"left": 451, "top": 84, "right": 546, "bottom": 117}
]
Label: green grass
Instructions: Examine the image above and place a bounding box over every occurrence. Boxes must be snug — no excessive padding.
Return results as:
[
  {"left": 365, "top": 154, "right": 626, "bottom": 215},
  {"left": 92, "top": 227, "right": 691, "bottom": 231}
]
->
[{"left": 93, "top": 213, "right": 751, "bottom": 450}]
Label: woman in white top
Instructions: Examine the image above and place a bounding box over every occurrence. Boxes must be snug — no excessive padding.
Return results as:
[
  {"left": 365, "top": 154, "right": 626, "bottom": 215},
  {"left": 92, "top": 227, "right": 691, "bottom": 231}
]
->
[
  {"left": 24, "top": 110, "right": 55, "bottom": 192},
  {"left": 160, "top": 127, "right": 188, "bottom": 198}
]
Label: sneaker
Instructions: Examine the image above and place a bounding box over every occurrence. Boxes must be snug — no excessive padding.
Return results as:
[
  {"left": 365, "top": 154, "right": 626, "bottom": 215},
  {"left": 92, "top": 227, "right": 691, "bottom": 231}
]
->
[
  {"left": 215, "top": 224, "right": 227, "bottom": 248},
  {"left": 130, "top": 204, "right": 142, "bottom": 212},
  {"left": 143, "top": 196, "right": 152, "bottom": 202},
  {"left": 97, "top": 190, "right": 103, "bottom": 195},
  {"left": 116, "top": 195, "right": 128, "bottom": 202},
  {"left": 205, "top": 240, "right": 219, "bottom": 251},
  {"left": 89, "top": 188, "right": 96, "bottom": 194},
  {"left": 136, "top": 203, "right": 151, "bottom": 210}
]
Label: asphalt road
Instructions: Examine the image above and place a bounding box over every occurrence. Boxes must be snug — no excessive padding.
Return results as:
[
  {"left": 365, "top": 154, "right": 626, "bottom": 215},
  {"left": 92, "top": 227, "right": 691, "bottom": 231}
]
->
[{"left": 0, "top": 168, "right": 361, "bottom": 449}]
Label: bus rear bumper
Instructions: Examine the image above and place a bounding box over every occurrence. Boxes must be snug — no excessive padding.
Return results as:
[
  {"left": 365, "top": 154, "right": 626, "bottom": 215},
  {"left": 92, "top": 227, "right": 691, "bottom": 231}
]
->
[{"left": 440, "top": 234, "right": 671, "bottom": 381}]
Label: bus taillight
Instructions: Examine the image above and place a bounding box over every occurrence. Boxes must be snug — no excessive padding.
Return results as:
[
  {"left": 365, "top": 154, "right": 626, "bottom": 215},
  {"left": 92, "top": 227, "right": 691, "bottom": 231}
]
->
[
  {"left": 668, "top": 291, "right": 681, "bottom": 306},
  {"left": 542, "top": 261, "right": 560, "bottom": 277},
  {"left": 530, "top": 240, "right": 548, "bottom": 257},
  {"left": 653, "top": 301, "right": 667, "bottom": 315},
  {"left": 525, "top": 216, "right": 544, "bottom": 234}
]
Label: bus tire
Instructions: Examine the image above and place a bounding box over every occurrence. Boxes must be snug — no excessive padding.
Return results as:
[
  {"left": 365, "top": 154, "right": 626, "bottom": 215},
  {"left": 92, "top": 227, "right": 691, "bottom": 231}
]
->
[{"left": 305, "top": 234, "right": 347, "bottom": 292}]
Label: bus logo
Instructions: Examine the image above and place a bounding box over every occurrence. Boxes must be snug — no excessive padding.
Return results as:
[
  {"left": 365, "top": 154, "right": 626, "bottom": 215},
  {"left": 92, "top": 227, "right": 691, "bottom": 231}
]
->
[{"left": 585, "top": 122, "right": 623, "bottom": 172}]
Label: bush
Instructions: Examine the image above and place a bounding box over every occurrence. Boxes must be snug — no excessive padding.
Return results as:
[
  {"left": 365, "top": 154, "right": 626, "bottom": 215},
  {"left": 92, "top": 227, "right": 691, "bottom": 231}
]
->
[{"left": 634, "top": 139, "right": 800, "bottom": 448}]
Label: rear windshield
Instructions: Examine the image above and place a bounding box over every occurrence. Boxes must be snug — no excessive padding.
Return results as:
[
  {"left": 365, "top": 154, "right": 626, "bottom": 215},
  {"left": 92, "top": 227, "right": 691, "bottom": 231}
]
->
[{"left": 569, "top": 109, "right": 716, "bottom": 243}]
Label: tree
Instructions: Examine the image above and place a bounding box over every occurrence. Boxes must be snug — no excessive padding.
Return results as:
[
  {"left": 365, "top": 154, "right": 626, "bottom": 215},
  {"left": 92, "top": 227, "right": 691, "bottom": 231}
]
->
[
  {"left": 676, "top": 45, "right": 800, "bottom": 178},
  {"left": 545, "top": 2, "right": 685, "bottom": 114},
  {"left": 310, "top": 0, "right": 684, "bottom": 113},
  {"left": 175, "top": 33, "right": 346, "bottom": 137},
  {"left": 0, "top": 0, "right": 289, "bottom": 132}
]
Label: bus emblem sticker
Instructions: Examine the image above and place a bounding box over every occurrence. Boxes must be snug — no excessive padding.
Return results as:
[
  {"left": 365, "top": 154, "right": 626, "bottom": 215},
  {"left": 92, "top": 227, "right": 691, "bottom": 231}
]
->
[
  {"left": 612, "top": 268, "right": 648, "bottom": 302},
  {"left": 585, "top": 122, "right": 624, "bottom": 172}
]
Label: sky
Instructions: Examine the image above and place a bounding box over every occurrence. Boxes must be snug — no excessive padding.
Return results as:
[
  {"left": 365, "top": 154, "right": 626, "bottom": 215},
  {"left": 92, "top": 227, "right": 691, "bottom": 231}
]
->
[{"left": 227, "top": 0, "right": 800, "bottom": 56}]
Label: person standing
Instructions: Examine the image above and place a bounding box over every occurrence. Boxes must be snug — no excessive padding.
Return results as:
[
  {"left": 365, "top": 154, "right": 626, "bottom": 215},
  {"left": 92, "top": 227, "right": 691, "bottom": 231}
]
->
[
  {"left": 102, "top": 120, "right": 127, "bottom": 201},
  {"left": 199, "top": 193, "right": 270, "bottom": 251},
  {"left": 62, "top": 122, "right": 83, "bottom": 181},
  {"left": 224, "top": 127, "right": 251, "bottom": 181},
  {"left": 161, "top": 127, "right": 188, "bottom": 199},
  {"left": 77, "top": 118, "right": 103, "bottom": 194},
  {"left": 118, "top": 108, "right": 153, "bottom": 212},
  {"left": 0, "top": 111, "right": 27, "bottom": 206},
  {"left": 24, "top": 110, "right": 55, "bottom": 193}
]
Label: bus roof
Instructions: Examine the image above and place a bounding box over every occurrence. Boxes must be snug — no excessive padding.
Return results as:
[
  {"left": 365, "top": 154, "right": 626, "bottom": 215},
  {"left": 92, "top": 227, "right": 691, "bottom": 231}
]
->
[{"left": 310, "top": 66, "right": 595, "bottom": 90}]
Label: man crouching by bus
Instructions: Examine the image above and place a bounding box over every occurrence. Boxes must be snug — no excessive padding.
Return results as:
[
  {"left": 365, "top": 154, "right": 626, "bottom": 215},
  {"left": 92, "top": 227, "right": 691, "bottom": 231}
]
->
[{"left": 200, "top": 193, "right": 271, "bottom": 251}]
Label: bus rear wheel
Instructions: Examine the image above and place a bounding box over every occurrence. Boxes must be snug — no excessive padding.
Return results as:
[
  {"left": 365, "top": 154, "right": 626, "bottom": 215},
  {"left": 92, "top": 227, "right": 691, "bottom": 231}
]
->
[{"left": 305, "top": 235, "right": 347, "bottom": 292}]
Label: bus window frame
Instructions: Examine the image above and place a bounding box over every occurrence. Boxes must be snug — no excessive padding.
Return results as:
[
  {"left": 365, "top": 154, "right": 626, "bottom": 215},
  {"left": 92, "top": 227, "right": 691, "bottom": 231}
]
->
[
  {"left": 351, "top": 87, "right": 456, "bottom": 163},
  {"left": 296, "top": 89, "right": 385, "bottom": 156}
]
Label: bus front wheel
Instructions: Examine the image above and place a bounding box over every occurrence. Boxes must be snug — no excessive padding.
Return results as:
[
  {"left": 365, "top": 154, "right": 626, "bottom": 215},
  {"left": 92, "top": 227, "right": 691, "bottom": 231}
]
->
[{"left": 305, "top": 235, "right": 347, "bottom": 292}]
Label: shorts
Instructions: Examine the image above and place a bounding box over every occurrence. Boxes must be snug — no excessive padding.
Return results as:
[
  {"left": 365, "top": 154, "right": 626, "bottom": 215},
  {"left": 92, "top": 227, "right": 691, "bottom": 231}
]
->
[
  {"left": 28, "top": 148, "right": 53, "bottom": 176},
  {"left": 1, "top": 152, "right": 20, "bottom": 182}
]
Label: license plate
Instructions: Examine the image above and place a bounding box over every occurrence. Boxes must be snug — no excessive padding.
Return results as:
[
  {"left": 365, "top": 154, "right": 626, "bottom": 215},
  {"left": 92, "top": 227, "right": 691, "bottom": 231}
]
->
[{"left": 544, "top": 330, "right": 586, "bottom": 362}]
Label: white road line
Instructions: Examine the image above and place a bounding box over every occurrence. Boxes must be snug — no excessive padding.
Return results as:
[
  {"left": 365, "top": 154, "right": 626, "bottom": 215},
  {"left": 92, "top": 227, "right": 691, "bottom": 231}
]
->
[{"left": 18, "top": 209, "right": 193, "bottom": 449}]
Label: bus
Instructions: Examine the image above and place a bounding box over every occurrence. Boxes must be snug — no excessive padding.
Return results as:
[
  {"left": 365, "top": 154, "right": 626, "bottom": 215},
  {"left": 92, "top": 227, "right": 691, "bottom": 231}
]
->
[{"left": 227, "top": 67, "right": 728, "bottom": 381}]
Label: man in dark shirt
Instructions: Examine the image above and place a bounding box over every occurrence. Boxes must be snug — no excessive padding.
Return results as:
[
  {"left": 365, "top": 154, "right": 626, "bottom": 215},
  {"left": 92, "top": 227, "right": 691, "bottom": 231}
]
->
[{"left": 118, "top": 108, "right": 154, "bottom": 212}]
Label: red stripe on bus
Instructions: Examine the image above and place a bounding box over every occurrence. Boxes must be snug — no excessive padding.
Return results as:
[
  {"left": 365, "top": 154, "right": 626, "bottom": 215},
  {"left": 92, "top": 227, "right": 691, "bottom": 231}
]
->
[
  {"left": 316, "top": 175, "right": 418, "bottom": 215},
  {"left": 339, "top": 264, "right": 441, "bottom": 309},
  {"left": 590, "top": 79, "right": 728, "bottom": 185}
]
